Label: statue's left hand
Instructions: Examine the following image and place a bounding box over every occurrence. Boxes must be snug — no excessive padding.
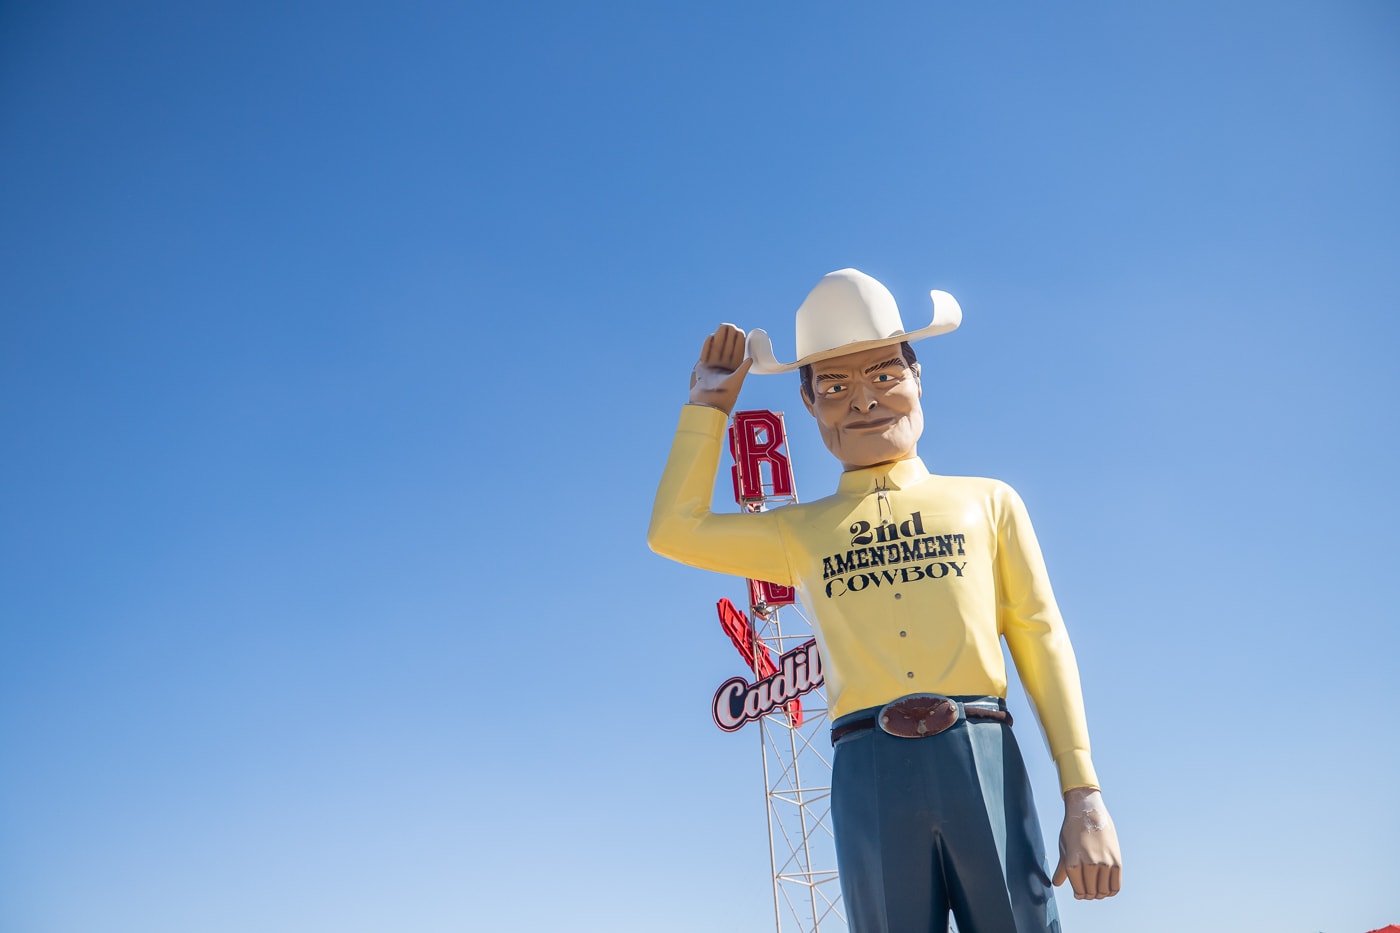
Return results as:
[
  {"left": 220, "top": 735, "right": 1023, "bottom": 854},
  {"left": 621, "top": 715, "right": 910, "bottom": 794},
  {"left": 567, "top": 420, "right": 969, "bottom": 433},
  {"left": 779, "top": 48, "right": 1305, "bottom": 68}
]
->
[
  {"left": 689, "top": 323, "right": 753, "bottom": 415},
  {"left": 1052, "top": 787, "right": 1122, "bottom": 900}
]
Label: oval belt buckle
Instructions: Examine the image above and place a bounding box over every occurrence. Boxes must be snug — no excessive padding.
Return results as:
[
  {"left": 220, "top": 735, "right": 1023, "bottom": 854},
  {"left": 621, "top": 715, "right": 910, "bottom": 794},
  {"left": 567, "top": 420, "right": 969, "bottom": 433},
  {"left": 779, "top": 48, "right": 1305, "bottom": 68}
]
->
[{"left": 878, "top": 693, "right": 959, "bottom": 739}]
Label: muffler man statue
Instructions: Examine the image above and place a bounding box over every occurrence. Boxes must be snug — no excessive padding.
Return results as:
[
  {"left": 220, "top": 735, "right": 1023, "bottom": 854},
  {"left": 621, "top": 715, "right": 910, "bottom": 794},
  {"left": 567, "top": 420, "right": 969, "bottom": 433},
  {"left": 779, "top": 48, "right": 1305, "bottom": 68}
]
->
[{"left": 649, "top": 269, "right": 1122, "bottom": 933}]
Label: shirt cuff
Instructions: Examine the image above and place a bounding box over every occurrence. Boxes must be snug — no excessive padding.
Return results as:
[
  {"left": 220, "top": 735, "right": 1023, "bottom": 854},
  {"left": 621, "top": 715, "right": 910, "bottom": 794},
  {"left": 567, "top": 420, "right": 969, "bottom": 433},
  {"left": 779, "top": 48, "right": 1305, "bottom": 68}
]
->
[
  {"left": 1054, "top": 748, "right": 1100, "bottom": 795},
  {"left": 679, "top": 403, "right": 729, "bottom": 435}
]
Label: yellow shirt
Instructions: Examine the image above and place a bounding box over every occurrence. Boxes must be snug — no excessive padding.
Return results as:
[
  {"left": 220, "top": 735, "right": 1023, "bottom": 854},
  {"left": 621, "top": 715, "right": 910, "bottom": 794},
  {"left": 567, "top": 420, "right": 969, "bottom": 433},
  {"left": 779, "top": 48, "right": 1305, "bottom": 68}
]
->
[{"left": 648, "top": 404, "right": 1099, "bottom": 793}]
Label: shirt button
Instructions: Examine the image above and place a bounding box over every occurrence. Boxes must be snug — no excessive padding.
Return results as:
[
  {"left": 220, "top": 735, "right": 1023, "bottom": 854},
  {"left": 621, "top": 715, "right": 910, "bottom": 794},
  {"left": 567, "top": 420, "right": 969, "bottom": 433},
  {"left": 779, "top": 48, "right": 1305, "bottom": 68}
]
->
[
  {"left": 894, "top": 592, "right": 902, "bottom": 600},
  {"left": 899, "top": 631, "right": 907, "bottom": 637},
  {"left": 906, "top": 672, "right": 914, "bottom": 678}
]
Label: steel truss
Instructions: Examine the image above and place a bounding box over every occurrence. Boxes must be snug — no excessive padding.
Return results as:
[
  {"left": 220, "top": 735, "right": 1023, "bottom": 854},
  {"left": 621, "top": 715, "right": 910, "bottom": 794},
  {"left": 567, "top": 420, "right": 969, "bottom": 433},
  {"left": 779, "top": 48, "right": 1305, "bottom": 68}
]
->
[
  {"left": 724, "top": 410, "right": 846, "bottom": 932},
  {"left": 747, "top": 599, "right": 847, "bottom": 933}
]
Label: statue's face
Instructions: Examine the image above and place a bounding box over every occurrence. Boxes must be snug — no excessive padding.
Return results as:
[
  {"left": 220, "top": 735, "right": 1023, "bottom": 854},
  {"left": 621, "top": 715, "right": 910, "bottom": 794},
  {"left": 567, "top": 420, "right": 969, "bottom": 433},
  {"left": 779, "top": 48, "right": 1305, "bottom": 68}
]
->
[{"left": 802, "top": 344, "right": 923, "bottom": 471}]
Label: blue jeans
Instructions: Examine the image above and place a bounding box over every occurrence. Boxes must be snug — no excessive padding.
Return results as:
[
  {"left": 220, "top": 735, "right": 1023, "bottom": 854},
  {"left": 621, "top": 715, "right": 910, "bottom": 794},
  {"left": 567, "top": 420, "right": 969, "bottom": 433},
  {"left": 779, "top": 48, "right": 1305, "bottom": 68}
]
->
[{"left": 831, "top": 697, "right": 1060, "bottom": 933}]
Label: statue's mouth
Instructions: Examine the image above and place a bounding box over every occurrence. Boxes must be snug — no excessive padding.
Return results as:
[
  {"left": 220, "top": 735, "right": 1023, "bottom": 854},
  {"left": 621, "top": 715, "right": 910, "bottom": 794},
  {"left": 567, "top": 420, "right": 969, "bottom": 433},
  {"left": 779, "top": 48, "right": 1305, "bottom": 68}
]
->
[{"left": 844, "top": 416, "right": 898, "bottom": 431}]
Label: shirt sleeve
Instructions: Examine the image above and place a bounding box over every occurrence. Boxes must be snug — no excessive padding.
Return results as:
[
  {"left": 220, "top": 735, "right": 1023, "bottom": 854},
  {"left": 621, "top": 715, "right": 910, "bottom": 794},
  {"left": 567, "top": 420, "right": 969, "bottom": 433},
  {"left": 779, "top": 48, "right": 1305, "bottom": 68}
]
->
[
  {"left": 994, "top": 482, "right": 1100, "bottom": 794},
  {"left": 647, "top": 405, "right": 793, "bottom": 586}
]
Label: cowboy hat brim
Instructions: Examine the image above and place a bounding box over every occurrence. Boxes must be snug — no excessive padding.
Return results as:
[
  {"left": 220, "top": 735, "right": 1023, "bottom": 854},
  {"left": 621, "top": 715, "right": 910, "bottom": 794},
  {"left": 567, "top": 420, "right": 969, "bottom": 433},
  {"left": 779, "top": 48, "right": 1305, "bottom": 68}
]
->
[{"left": 746, "top": 289, "right": 963, "bottom": 375}]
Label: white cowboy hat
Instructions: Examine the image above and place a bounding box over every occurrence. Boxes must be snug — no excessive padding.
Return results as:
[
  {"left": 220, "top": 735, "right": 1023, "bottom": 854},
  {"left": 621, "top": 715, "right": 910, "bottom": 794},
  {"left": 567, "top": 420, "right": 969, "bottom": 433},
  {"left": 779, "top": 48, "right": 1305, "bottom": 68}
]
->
[{"left": 746, "top": 268, "right": 962, "bottom": 375}]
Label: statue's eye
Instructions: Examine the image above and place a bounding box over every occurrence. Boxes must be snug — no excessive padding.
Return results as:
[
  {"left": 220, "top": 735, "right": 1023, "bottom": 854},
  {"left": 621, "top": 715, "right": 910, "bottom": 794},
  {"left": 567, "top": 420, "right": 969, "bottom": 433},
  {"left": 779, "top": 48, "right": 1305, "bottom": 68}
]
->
[
  {"left": 823, "top": 383, "right": 846, "bottom": 395},
  {"left": 875, "top": 373, "right": 893, "bottom": 383}
]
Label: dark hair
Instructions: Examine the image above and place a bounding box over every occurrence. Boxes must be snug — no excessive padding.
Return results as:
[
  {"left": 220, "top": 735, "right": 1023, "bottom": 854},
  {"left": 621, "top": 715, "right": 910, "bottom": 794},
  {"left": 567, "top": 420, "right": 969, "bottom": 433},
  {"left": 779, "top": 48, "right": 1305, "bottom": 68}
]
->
[{"left": 800, "top": 341, "right": 918, "bottom": 402}]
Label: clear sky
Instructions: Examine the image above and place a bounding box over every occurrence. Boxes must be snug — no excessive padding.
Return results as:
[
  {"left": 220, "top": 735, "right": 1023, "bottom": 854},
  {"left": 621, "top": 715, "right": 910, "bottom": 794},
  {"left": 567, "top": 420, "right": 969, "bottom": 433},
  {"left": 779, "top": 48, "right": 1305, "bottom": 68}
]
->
[{"left": 2, "top": 2, "right": 1397, "bottom": 931}]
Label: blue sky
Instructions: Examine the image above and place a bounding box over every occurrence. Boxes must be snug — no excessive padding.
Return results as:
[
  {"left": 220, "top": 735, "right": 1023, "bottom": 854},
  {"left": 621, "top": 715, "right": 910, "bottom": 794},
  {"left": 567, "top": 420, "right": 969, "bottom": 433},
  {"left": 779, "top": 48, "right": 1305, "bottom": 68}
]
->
[{"left": 2, "top": 2, "right": 1397, "bottom": 931}]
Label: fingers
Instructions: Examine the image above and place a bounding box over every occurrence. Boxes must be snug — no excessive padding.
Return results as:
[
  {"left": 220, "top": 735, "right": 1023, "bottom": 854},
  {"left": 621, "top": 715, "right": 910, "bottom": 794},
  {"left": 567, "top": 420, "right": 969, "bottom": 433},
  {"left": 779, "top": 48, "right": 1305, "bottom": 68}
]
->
[
  {"left": 1060, "top": 861, "right": 1119, "bottom": 900},
  {"left": 716, "top": 322, "right": 744, "bottom": 358},
  {"left": 1080, "top": 864, "right": 1101, "bottom": 900},
  {"left": 1066, "top": 863, "right": 1086, "bottom": 899},
  {"left": 700, "top": 323, "right": 747, "bottom": 370}
]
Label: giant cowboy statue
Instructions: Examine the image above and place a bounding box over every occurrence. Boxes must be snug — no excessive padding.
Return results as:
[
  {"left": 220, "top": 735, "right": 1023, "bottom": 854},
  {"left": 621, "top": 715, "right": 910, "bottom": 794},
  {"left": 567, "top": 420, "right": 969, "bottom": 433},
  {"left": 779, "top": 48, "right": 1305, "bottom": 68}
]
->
[{"left": 649, "top": 269, "right": 1122, "bottom": 932}]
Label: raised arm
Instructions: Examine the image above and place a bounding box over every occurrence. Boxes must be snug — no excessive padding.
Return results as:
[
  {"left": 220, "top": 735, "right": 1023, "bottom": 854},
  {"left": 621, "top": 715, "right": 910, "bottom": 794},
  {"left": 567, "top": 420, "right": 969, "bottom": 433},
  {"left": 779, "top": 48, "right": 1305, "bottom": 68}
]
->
[{"left": 647, "top": 324, "right": 790, "bottom": 586}]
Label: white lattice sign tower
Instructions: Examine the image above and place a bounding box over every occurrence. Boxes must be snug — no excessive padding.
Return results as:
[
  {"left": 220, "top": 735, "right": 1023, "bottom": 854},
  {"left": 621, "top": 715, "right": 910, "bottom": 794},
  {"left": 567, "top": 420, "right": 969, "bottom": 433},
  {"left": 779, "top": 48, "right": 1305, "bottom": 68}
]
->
[{"left": 710, "top": 411, "right": 847, "bottom": 933}]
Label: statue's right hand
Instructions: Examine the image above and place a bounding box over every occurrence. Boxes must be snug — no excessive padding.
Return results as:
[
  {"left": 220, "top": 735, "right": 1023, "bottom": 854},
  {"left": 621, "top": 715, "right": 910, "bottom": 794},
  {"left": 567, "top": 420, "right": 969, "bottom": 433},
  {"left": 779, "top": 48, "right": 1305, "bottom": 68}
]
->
[{"left": 689, "top": 323, "right": 753, "bottom": 415}]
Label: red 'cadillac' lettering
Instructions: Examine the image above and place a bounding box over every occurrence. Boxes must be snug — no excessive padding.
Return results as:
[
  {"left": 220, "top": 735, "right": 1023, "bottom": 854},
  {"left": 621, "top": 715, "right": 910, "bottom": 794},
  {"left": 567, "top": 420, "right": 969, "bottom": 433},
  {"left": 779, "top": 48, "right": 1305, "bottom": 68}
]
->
[{"left": 713, "top": 640, "right": 825, "bottom": 732}]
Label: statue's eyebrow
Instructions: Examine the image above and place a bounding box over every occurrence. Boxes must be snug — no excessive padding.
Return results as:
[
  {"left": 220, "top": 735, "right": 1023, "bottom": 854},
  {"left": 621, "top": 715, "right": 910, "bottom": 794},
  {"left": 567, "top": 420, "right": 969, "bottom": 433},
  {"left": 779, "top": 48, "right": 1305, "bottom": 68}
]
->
[
  {"left": 814, "top": 370, "right": 851, "bottom": 383},
  {"left": 864, "top": 357, "right": 906, "bottom": 375}
]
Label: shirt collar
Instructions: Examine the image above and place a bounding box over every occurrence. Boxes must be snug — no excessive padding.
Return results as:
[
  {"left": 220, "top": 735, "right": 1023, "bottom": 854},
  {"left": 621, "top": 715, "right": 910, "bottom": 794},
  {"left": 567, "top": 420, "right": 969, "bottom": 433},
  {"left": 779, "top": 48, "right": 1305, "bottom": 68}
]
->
[{"left": 836, "top": 457, "right": 932, "bottom": 496}]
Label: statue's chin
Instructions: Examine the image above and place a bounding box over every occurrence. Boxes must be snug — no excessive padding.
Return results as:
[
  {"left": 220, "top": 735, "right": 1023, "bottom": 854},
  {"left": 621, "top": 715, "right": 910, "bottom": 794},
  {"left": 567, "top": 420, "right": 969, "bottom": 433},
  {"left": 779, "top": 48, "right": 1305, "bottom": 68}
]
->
[{"left": 830, "top": 421, "right": 919, "bottom": 470}]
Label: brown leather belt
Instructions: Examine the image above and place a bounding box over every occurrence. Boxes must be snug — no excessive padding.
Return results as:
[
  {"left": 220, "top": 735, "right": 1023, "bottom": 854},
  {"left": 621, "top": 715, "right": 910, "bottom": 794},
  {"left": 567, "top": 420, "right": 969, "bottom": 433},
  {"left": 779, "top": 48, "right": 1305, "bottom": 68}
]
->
[{"left": 831, "top": 694, "right": 1013, "bottom": 745}]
